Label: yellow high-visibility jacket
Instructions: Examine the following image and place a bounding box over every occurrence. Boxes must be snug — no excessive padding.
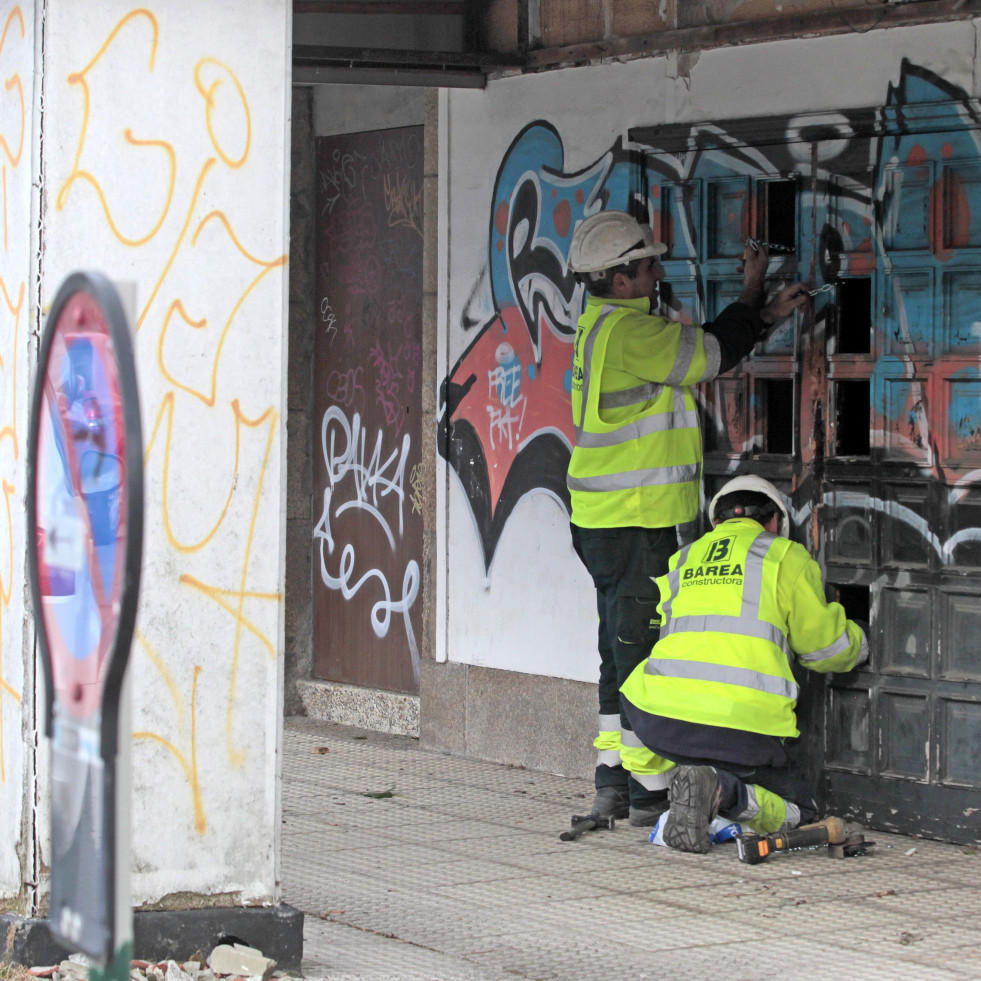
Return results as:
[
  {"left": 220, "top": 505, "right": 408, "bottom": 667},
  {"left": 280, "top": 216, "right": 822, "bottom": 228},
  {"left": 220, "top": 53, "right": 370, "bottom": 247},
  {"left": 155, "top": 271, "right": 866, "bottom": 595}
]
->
[
  {"left": 621, "top": 517, "right": 868, "bottom": 739},
  {"left": 568, "top": 295, "right": 719, "bottom": 529}
]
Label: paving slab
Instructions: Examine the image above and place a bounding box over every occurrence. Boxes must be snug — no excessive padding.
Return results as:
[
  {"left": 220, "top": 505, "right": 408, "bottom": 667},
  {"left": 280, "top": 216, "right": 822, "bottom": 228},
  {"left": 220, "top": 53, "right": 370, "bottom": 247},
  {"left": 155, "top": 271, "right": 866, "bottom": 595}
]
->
[{"left": 282, "top": 716, "right": 981, "bottom": 981}]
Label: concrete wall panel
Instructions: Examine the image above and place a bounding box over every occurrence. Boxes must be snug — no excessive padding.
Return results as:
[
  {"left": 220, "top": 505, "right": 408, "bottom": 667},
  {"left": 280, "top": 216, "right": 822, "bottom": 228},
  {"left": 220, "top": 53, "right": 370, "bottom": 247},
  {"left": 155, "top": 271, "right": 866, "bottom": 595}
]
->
[
  {"left": 38, "top": 0, "right": 291, "bottom": 906},
  {"left": 312, "top": 84, "right": 426, "bottom": 138},
  {"left": 0, "top": 1, "right": 36, "bottom": 903}
]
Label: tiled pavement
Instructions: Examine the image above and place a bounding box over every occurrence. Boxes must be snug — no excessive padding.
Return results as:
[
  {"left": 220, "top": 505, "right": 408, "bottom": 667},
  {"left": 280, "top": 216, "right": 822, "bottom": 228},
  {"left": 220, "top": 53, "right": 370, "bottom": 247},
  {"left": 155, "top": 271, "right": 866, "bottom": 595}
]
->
[{"left": 281, "top": 716, "right": 981, "bottom": 981}]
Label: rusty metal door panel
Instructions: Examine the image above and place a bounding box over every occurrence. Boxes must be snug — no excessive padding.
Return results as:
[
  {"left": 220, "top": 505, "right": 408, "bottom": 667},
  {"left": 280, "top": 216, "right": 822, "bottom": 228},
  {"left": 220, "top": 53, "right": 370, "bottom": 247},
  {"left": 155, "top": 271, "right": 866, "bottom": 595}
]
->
[
  {"left": 818, "top": 122, "right": 981, "bottom": 841},
  {"left": 636, "top": 89, "right": 981, "bottom": 842},
  {"left": 312, "top": 126, "right": 424, "bottom": 694}
]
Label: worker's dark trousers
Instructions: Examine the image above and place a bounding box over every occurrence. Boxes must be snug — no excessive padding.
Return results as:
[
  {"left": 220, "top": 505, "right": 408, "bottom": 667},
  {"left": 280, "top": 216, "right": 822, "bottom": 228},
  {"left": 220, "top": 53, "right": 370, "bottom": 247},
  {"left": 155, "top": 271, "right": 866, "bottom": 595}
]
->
[
  {"left": 570, "top": 523, "right": 677, "bottom": 808},
  {"left": 713, "top": 763, "right": 819, "bottom": 827}
]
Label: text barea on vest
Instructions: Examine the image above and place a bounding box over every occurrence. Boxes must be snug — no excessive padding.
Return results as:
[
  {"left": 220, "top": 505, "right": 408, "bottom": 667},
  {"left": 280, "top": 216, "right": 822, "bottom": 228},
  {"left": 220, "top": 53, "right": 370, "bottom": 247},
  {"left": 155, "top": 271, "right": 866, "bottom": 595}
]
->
[
  {"left": 568, "top": 296, "right": 703, "bottom": 529},
  {"left": 623, "top": 522, "right": 811, "bottom": 738}
]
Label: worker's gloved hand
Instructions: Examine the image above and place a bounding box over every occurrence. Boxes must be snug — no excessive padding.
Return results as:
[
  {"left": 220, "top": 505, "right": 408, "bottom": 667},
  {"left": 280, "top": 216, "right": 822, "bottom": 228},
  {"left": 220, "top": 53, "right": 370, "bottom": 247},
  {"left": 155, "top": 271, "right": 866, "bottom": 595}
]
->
[
  {"left": 741, "top": 243, "right": 768, "bottom": 289},
  {"left": 761, "top": 282, "right": 809, "bottom": 325}
]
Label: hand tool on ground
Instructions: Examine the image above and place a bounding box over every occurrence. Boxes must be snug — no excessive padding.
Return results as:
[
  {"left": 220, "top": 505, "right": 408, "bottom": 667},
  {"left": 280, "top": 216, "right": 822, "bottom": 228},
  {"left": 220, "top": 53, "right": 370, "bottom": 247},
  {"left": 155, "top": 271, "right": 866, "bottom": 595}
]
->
[
  {"left": 736, "top": 815, "right": 847, "bottom": 864},
  {"left": 559, "top": 814, "right": 614, "bottom": 841},
  {"left": 829, "top": 832, "right": 874, "bottom": 858}
]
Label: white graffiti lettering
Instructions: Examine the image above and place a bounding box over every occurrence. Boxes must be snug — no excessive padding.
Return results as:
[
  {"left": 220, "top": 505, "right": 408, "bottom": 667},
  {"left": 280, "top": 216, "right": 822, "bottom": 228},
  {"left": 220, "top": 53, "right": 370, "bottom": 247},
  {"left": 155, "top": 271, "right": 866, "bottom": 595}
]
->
[
  {"left": 313, "top": 406, "right": 419, "bottom": 677},
  {"left": 486, "top": 396, "right": 527, "bottom": 451},
  {"left": 320, "top": 405, "right": 409, "bottom": 536},
  {"left": 320, "top": 148, "right": 369, "bottom": 216},
  {"left": 486, "top": 356, "right": 527, "bottom": 450},
  {"left": 489, "top": 357, "right": 522, "bottom": 407},
  {"left": 320, "top": 294, "right": 339, "bottom": 341}
]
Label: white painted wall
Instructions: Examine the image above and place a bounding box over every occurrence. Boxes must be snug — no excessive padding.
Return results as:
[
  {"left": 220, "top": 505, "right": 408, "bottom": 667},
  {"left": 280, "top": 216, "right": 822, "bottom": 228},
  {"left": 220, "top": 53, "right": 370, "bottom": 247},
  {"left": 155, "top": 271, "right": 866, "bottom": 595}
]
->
[
  {"left": 0, "top": 0, "right": 292, "bottom": 909},
  {"left": 439, "top": 18, "right": 980, "bottom": 682},
  {"left": 0, "top": 1, "right": 37, "bottom": 900}
]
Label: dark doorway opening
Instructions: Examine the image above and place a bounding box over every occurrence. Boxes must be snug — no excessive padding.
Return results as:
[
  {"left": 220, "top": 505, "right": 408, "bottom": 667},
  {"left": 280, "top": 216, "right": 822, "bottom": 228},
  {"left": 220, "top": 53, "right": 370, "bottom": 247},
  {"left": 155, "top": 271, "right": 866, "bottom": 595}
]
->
[
  {"left": 756, "top": 179, "right": 797, "bottom": 253},
  {"left": 836, "top": 278, "right": 872, "bottom": 354},
  {"left": 760, "top": 378, "right": 794, "bottom": 454},
  {"left": 834, "top": 380, "right": 871, "bottom": 456}
]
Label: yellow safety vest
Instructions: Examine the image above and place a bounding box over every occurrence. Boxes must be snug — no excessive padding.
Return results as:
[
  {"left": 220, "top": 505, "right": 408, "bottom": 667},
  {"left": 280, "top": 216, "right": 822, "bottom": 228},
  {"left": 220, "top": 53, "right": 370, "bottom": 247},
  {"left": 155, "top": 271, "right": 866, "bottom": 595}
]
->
[
  {"left": 621, "top": 519, "right": 863, "bottom": 738},
  {"left": 567, "top": 296, "right": 704, "bottom": 529}
]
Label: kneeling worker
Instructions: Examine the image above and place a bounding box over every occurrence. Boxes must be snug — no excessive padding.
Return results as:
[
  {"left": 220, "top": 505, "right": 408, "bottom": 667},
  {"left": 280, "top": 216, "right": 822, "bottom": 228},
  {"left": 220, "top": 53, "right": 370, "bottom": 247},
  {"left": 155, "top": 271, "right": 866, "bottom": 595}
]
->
[{"left": 620, "top": 474, "right": 869, "bottom": 852}]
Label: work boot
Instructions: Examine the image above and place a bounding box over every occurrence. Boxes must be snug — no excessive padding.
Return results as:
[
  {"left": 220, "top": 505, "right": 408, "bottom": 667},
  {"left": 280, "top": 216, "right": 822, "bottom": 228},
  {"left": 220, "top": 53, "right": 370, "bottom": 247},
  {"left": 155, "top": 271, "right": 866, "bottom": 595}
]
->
[
  {"left": 662, "top": 765, "right": 721, "bottom": 854},
  {"left": 628, "top": 802, "right": 668, "bottom": 827},
  {"left": 589, "top": 786, "right": 630, "bottom": 820},
  {"left": 627, "top": 788, "right": 669, "bottom": 827}
]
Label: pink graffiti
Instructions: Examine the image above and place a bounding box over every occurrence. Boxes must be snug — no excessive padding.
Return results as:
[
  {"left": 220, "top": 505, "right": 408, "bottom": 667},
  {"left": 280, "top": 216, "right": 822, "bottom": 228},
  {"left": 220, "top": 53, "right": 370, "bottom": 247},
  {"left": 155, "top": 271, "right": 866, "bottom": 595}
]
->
[
  {"left": 369, "top": 340, "right": 407, "bottom": 435},
  {"left": 325, "top": 366, "right": 365, "bottom": 410}
]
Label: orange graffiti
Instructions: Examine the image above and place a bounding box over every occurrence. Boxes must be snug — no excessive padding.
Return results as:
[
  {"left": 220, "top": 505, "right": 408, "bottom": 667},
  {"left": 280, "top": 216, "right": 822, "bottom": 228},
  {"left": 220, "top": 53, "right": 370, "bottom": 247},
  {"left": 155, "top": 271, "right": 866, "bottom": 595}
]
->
[
  {"left": 194, "top": 59, "right": 251, "bottom": 169},
  {"left": 156, "top": 212, "right": 286, "bottom": 407},
  {"left": 0, "top": 6, "right": 25, "bottom": 169},
  {"left": 170, "top": 403, "right": 280, "bottom": 767},
  {"left": 56, "top": 10, "right": 176, "bottom": 247},
  {"left": 0, "top": 0, "right": 26, "bottom": 788},
  {"left": 146, "top": 394, "right": 260, "bottom": 554},
  {"left": 133, "top": 633, "right": 206, "bottom": 834},
  {"left": 47, "top": 8, "right": 289, "bottom": 832}
]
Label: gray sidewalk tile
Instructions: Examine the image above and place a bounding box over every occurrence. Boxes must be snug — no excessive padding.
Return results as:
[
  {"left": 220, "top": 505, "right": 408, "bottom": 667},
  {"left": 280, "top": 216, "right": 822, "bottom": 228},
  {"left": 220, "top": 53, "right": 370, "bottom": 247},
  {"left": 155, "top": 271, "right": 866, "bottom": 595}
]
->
[
  {"left": 673, "top": 935, "right": 971, "bottom": 981},
  {"left": 430, "top": 870, "right": 620, "bottom": 906},
  {"left": 528, "top": 891, "right": 694, "bottom": 927},
  {"left": 301, "top": 916, "right": 517, "bottom": 981},
  {"left": 723, "top": 895, "right": 917, "bottom": 937},
  {"left": 283, "top": 717, "right": 981, "bottom": 981},
  {"left": 923, "top": 856, "right": 981, "bottom": 886}
]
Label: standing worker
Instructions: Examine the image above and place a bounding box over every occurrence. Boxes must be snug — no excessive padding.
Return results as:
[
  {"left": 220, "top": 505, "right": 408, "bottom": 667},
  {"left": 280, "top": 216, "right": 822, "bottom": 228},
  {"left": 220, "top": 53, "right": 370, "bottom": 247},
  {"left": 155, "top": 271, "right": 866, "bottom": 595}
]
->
[
  {"left": 620, "top": 475, "right": 869, "bottom": 850},
  {"left": 567, "top": 210, "right": 808, "bottom": 826}
]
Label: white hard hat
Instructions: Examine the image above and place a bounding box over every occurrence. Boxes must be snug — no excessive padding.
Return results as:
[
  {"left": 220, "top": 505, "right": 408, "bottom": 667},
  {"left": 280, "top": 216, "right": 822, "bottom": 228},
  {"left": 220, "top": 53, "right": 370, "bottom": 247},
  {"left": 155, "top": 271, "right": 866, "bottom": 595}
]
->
[
  {"left": 708, "top": 474, "right": 791, "bottom": 538},
  {"left": 568, "top": 211, "right": 667, "bottom": 273}
]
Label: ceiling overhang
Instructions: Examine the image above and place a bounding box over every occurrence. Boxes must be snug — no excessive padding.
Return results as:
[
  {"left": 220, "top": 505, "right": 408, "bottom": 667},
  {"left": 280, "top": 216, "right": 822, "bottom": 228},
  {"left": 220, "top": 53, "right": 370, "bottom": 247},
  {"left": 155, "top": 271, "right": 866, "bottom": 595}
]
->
[{"left": 292, "top": 1, "right": 524, "bottom": 88}]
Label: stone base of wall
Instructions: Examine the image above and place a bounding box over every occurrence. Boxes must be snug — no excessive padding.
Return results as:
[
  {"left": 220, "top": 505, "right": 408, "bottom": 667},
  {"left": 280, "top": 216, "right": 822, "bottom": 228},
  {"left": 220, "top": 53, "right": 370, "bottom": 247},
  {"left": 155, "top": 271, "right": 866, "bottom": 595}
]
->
[
  {"left": 296, "top": 666, "right": 597, "bottom": 779},
  {"left": 297, "top": 679, "right": 420, "bottom": 737},
  {"left": 1, "top": 904, "right": 303, "bottom": 971},
  {"left": 419, "top": 661, "right": 596, "bottom": 779}
]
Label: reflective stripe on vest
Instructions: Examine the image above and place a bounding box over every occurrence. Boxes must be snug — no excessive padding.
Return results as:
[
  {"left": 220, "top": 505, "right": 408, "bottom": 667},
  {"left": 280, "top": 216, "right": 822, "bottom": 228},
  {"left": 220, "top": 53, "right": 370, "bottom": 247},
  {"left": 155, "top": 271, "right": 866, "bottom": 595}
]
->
[
  {"left": 647, "top": 531, "right": 799, "bottom": 703},
  {"left": 567, "top": 463, "right": 699, "bottom": 494},
  {"left": 572, "top": 305, "right": 615, "bottom": 443},
  {"left": 665, "top": 324, "right": 697, "bottom": 386},
  {"left": 578, "top": 388, "right": 700, "bottom": 449},
  {"left": 659, "top": 541, "right": 693, "bottom": 622},
  {"left": 798, "top": 630, "right": 853, "bottom": 664},
  {"left": 642, "top": 656, "right": 796, "bottom": 701},
  {"left": 568, "top": 303, "right": 701, "bottom": 520}
]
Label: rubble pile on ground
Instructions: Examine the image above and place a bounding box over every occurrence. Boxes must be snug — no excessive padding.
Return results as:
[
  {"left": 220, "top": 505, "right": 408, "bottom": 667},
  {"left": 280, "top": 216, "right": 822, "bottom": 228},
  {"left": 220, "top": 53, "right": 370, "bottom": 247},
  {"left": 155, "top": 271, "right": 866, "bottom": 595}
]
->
[{"left": 25, "top": 943, "right": 297, "bottom": 981}]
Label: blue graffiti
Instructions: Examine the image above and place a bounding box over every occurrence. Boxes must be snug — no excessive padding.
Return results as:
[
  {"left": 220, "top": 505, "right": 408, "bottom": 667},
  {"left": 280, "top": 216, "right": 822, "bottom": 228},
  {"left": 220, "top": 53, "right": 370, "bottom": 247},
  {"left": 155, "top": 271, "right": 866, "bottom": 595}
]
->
[{"left": 440, "top": 58, "right": 981, "bottom": 569}]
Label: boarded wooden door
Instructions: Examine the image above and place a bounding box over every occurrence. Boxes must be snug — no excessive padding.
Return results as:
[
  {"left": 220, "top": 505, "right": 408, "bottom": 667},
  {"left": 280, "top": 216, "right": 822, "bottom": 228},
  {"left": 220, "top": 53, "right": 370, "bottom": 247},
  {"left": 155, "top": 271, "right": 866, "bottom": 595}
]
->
[{"left": 313, "top": 126, "right": 423, "bottom": 694}]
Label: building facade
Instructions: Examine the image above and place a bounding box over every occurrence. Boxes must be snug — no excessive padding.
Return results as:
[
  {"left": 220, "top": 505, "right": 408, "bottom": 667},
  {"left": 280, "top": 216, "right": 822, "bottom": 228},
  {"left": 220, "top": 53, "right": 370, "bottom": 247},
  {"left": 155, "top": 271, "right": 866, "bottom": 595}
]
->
[
  {"left": 4, "top": 1, "right": 981, "bottom": 955},
  {"left": 293, "top": 7, "right": 981, "bottom": 846},
  {"left": 0, "top": 0, "right": 292, "bottom": 945}
]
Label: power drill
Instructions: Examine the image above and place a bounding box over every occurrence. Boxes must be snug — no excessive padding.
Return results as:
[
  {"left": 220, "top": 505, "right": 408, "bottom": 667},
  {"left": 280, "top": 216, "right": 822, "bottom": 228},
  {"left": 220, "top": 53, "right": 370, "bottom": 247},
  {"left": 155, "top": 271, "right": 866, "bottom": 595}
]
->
[{"left": 736, "top": 816, "right": 847, "bottom": 865}]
